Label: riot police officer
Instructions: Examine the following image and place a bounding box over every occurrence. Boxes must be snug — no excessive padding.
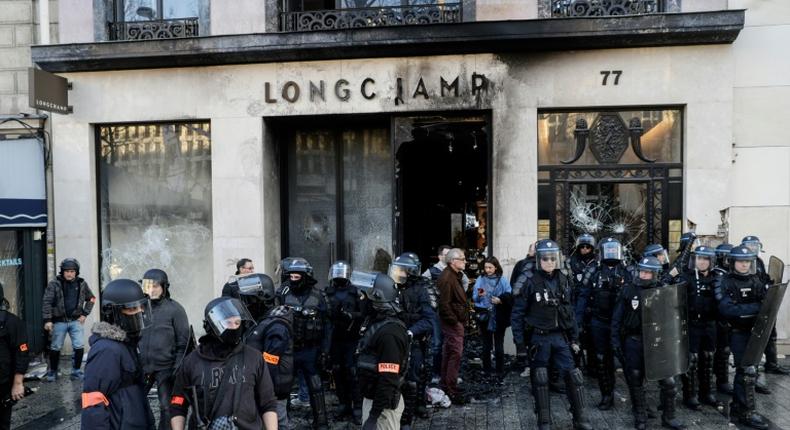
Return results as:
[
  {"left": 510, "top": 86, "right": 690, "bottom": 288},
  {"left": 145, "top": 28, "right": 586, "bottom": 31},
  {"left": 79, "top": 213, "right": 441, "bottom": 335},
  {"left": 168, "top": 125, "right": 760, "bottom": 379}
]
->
[
  {"left": 325, "top": 261, "right": 365, "bottom": 425},
  {"left": 170, "top": 297, "right": 277, "bottom": 430},
  {"left": 352, "top": 271, "right": 410, "bottom": 430},
  {"left": 713, "top": 243, "right": 734, "bottom": 394},
  {"left": 611, "top": 257, "right": 685, "bottom": 430},
  {"left": 278, "top": 257, "right": 330, "bottom": 430},
  {"left": 717, "top": 245, "right": 770, "bottom": 429},
  {"left": 242, "top": 274, "right": 294, "bottom": 430},
  {"left": 741, "top": 236, "right": 790, "bottom": 376},
  {"left": 511, "top": 239, "right": 593, "bottom": 430},
  {"left": 643, "top": 244, "right": 680, "bottom": 283},
  {"left": 389, "top": 253, "right": 435, "bottom": 429},
  {"left": 569, "top": 234, "right": 597, "bottom": 302},
  {"left": 81, "top": 279, "right": 155, "bottom": 429},
  {"left": 0, "top": 282, "right": 30, "bottom": 430},
  {"left": 576, "top": 237, "right": 630, "bottom": 411},
  {"left": 138, "top": 269, "right": 190, "bottom": 430},
  {"left": 680, "top": 246, "right": 720, "bottom": 409}
]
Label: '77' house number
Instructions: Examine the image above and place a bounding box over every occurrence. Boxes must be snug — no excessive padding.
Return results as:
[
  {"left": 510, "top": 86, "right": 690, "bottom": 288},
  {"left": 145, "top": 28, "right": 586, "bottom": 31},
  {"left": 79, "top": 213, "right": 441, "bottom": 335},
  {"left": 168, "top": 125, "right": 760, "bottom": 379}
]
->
[{"left": 600, "top": 70, "right": 622, "bottom": 85}]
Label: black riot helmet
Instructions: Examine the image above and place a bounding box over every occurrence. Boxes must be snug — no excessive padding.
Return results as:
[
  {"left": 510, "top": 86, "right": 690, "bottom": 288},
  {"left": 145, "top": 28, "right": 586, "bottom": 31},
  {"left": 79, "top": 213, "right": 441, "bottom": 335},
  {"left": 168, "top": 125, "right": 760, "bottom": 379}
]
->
[
  {"left": 278, "top": 257, "right": 297, "bottom": 283},
  {"left": 575, "top": 233, "right": 596, "bottom": 250},
  {"left": 233, "top": 273, "right": 277, "bottom": 320},
  {"left": 283, "top": 257, "right": 314, "bottom": 278},
  {"left": 140, "top": 268, "right": 170, "bottom": 300},
  {"left": 203, "top": 297, "right": 255, "bottom": 346},
  {"left": 715, "top": 243, "right": 733, "bottom": 269},
  {"left": 598, "top": 237, "right": 623, "bottom": 264},
  {"left": 729, "top": 245, "right": 757, "bottom": 276},
  {"left": 388, "top": 253, "right": 421, "bottom": 285},
  {"left": 60, "top": 258, "right": 80, "bottom": 276},
  {"left": 101, "top": 279, "right": 152, "bottom": 335},
  {"left": 328, "top": 260, "right": 352, "bottom": 282},
  {"left": 351, "top": 271, "right": 401, "bottom": 315}
]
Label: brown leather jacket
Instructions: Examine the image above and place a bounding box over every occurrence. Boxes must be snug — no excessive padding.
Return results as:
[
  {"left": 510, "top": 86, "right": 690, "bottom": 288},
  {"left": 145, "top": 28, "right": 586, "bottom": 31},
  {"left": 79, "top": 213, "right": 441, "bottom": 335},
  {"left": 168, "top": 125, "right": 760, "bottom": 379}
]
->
[{"left": 437, "top": 267, "right": 468, "bottom": 325}]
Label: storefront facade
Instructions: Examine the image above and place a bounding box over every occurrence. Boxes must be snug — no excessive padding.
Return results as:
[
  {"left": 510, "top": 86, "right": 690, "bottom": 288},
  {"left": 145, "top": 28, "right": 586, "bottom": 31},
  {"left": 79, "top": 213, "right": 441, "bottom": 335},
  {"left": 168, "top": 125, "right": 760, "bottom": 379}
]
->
[{"left": 31, "top": 2, "right": 790, "bottom": 340}]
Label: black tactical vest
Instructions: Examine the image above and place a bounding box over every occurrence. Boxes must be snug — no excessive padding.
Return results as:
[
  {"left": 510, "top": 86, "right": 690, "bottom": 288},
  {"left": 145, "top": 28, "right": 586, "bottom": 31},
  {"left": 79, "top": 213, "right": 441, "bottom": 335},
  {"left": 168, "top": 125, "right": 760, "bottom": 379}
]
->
[{"left": 283, "top": 287, "right": 324, "bottom": 348}]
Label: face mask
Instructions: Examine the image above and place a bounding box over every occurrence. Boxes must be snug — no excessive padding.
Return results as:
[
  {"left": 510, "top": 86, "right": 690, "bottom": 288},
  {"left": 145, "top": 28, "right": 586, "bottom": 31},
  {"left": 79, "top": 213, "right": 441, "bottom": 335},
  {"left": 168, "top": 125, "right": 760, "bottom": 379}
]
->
[{"left": 220, "top": 327, "right": 243, "bottom": 345}]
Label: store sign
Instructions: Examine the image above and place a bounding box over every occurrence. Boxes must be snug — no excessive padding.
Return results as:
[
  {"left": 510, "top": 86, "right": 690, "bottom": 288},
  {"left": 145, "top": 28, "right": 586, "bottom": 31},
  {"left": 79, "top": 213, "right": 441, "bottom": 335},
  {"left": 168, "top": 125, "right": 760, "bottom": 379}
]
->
[
  {"left": 28, "top": 68, "right": 72, "bottom": 114},
  {"left": 262, "top": 72, "right": 490, "bottom": 106},
  {"left": 0, "top": 258, "right": 22, "bottom": 267}
]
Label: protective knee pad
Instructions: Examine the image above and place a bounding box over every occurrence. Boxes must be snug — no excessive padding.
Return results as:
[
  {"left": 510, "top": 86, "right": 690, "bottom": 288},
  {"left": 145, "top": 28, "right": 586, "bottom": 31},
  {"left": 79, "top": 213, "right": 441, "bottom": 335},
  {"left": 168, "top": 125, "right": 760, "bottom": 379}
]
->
[
  {"left": 307, "top": 374, "right": 323, "bottom": 393},
  {"left": 569, "top": 368, "right": 585, "bottom": 386},
  {"left": 659, "top": 376, "right": 677, "bottom": 390},
  {"left": 534, "top": 367, "right": 549, "bottom": 386}
]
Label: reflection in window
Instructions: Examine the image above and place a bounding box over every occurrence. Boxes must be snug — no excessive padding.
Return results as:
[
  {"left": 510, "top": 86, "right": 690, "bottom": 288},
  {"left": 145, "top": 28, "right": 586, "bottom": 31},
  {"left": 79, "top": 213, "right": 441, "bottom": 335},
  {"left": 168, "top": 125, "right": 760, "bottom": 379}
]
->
[
  {"left": 98, "top": 122, "right": 212, "bottom": 326},
  {"left": 120, "top": 0, "right": 198, "bottom": 21},
  {"left": 0, "top": 231, "right": 22, "bottom": 314},
  {"left": 538, "top": 109, "right": 682, "bottom": 166}
]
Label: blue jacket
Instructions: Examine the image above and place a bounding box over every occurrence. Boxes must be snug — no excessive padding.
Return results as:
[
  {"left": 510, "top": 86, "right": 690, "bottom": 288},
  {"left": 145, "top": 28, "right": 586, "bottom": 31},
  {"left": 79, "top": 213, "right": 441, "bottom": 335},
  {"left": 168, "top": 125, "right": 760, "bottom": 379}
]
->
[
  {"left": 81, "top": 322, "right": 155, "bottom": 430},
  {"left": 473, "top": 275, "right": 512, "bottom": 331}
]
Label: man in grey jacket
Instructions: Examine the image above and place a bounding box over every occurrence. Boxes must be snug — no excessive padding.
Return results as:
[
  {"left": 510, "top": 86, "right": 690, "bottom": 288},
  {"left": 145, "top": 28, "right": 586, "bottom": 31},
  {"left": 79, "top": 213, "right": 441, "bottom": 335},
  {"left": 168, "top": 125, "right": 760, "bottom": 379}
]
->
[
  {"left": 42, "top": 258, "right": 95, "bottom": 381},
  {"left": 139, "top": 269, "right": 190, "bottom": 430}
]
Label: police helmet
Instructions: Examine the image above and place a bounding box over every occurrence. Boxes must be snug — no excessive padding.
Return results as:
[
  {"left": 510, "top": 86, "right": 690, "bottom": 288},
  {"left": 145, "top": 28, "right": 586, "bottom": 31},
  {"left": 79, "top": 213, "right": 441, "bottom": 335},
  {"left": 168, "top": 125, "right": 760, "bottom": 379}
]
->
[
  {"left": 203, "top": 297, "right": 254, "bottom": 345},
  {"left": 60, "top": 258, "right": 80, "bottom": 276},
  {"left": 741, "top": 235, "right": 763, "bottom": 255},
  {"left": 715, "top": 243, "right": 733, "bottom": 268},
  {"left": 101, "top": 279, "right": 152, "bottom": 335},
  {"left": 535, "top": 239, "right": 563, "bottom": 271},
  {"left": 598, "top": 237, "right": 623, "bottom": 263},
  {"left": 283, "top": 257, "right": 314, "bottom": 279},
  {"left": 635, "top": 256, "right": 662, "bottom": 286},
  {"left": 388, "top": 253, "right": 421, "bottom": 284},
  {"left": 350, "top": 271, "right": 402, "bottom": 315},
  {"left": 643, "top": 244, "right": 669, "bottom": 265},
  {"left": 574, "top": 233, "right": 596, "bottom": 249},
  {"left": 140, "top": 268, "right": 170, "bottom": 298},
  {"left": 328, "top": 260, "right": 352, "bottom": 282},
  {"left": 690, "top": 246, "right": 716, "bottom": 271},
  {"left": 729, "top": 245, "right": 757, "bottom": 275}
]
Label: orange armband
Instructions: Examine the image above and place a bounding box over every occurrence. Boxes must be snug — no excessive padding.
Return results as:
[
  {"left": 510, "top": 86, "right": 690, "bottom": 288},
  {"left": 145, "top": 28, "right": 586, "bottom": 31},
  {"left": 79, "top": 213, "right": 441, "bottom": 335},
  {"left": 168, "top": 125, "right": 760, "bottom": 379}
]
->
[{"left": 82, "top": 392, "right": 110, "bottom": 409}]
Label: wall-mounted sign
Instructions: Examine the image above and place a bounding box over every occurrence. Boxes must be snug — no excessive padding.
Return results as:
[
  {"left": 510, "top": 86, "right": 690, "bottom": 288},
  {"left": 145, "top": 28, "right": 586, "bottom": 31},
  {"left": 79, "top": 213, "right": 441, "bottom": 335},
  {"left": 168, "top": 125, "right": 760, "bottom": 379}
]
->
[
  {"left": 0, "top": 258, "right": 22, "bottom": 267},
  {"left": 28, "top": 68, "right": 72, "bottom": 114}
]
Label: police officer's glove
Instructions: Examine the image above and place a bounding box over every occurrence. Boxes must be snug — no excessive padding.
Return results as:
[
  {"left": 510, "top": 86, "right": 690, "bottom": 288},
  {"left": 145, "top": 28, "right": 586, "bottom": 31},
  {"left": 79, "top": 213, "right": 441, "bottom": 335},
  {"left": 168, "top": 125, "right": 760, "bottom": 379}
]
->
[
  {"left": 570, "top": 343, "right": 581, "bottom": 355},
  {"left": 407, "top": 330, "right": 414, "bottom": 340}
]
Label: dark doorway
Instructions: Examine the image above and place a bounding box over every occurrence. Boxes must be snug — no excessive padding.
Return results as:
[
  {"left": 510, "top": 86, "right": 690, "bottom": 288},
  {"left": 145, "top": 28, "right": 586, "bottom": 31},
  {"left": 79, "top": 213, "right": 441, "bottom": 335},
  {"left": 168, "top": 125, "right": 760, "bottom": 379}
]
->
[{"left": 394, "top": 115, "right": 490, "bottom": 269}]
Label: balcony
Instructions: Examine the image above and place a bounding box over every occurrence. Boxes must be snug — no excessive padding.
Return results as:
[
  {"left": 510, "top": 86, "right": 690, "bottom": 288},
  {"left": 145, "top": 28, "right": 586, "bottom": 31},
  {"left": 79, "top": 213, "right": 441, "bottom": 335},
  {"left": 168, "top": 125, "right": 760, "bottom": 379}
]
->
[
  {"left": 280, "top": 3, "right": 463, "bottom": 32},
  {"left": 552, "top": 0, "right": 663, "bottom": 17},
  {"left": 108, "top": 17, "right": 200, "bottom": 41}
]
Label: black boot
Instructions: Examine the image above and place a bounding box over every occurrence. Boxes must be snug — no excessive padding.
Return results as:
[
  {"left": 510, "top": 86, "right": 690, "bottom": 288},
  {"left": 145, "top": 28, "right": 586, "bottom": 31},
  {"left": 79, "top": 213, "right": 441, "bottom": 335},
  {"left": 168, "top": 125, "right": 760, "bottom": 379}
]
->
[
  {"left": 698, "top": 352, "right": 718, "bottom": 406},
  {"left": 565, "top": 369, "right": 594, "bottom": 430},
  {"left": 681, "top": 354, "right": 701, "bottom": 410},
  {"left": 532, "top": 367, "right": 552, "bottom": 430},
  {"left": 350, "top": 367, "right": 363, "bottom": 425},
  {"left": 495, "top": 351, "right": 505, "bottom": 375},
  {"left": 736, "top": 368, "right": 769, "bottom": 429},
  {"left": 626, "top": 370, "right": 647, "bottom": 430},
  {"left": 659, "top": 378, "right": 685, "bottom": 430},
  {"left": 400, "top": 381, "right": 417, "bottom": 429},
  {"left": 596, "top": 354, "right": 614, "bottom": 411},
  {"left": 307, "top": 375, "right": 328, "bottom": 430},
  {"left": 714, "top": 345, "right": 733, "bottom": 394},
  {"left": 755, "top": 371, "right": 771, "bottom": 394},
  {"left": 332, "top": 366, "right": 352, "bottom": 420}
]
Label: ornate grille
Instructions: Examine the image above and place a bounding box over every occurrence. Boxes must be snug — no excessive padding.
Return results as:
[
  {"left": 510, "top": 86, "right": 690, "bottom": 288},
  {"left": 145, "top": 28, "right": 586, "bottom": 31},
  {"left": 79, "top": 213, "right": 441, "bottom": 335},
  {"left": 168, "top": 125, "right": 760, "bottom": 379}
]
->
[
  {"left": 552, "top": 0, "right": 663, "bottom": 17},
  {"left": 108, "top": 18, "right": 199, "bottom": 41},
  {"left": 280, "top": 3, "right": 463, "bottom": 32}
]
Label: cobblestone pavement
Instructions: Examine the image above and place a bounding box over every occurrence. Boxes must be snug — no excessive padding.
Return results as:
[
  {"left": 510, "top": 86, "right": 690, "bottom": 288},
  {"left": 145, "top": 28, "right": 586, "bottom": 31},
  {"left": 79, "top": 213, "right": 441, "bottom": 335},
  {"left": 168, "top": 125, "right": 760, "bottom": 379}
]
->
[{"left": 12, "top": 355, "right": 790, "bottom": 429}]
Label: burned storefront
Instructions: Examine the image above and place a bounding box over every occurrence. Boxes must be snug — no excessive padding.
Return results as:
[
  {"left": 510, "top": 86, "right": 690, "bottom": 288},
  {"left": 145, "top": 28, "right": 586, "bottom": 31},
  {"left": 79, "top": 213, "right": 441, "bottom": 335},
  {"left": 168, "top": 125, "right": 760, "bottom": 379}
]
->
[{"left": 30, "top": 4, "right": 752, "bottom": 328}]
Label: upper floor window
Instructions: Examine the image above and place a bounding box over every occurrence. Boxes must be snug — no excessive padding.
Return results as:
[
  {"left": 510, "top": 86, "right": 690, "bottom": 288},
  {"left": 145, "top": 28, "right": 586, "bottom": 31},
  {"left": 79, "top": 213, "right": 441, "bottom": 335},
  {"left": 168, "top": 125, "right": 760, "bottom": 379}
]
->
[
  {"left": 109, "top": 0, "right": 200, "bottom": 41},
  {"left": 280, "top": 0, "right": 463, "bottom": 32},
  {"left": 551, "top": 0, "right": 664, "bottom": 17}
]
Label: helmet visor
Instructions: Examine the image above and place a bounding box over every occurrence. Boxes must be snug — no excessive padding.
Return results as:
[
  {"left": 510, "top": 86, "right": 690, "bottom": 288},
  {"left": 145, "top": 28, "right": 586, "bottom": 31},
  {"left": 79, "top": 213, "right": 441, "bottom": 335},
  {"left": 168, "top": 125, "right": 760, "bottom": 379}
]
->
[
  {"left": 600, "top": 242, "right": 623, "bottom": 261},
  {"left": 731, "top": 257, "right": 757, "bottom": 275},
  {"left": 350, "top": 271, "right": 378, "bottom": 300},
  {"left": 743, "top": 240, "right": 762, "bottom": 255},
  {"left": 691, "top": 255, "right": 713, "bottom": 271},
  {"left": 116, "top": 297, "right": 153, "bottom": 333},
  {"left": 140, "top": 278, "right": 160, "bottom": 297},
  {"left": 329, "top": 263, "right": 351, "bottom": 281},
  {"left": 537, "top": 250, "right": 562, "bottom": 271},
  {"left": 236, "top": 274, "right": 264, "bottom": 296},
  {"left": 206, "top": 298, "right": 254, "bottom": 336},
  {"left": 387, "top": 264, "right": 408, "bottom": 285}
]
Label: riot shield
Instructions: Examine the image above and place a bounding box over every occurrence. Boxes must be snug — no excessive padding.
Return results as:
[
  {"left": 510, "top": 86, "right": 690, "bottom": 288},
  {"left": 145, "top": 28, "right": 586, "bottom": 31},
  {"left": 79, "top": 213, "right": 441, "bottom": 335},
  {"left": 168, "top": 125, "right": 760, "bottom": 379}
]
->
[
  {"left": 642, "top": 282, "right": 689, "bottom": 381},
  {"left": 742, "top": 258, "right": 787, "bottom": 368}
]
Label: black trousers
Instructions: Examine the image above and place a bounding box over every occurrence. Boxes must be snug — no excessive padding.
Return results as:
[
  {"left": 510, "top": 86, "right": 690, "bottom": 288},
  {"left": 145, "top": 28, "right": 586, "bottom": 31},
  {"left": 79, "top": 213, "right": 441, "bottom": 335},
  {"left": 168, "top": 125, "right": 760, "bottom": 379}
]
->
[{"left": 0, "top": 381, "right": 12, "bottom": 430}]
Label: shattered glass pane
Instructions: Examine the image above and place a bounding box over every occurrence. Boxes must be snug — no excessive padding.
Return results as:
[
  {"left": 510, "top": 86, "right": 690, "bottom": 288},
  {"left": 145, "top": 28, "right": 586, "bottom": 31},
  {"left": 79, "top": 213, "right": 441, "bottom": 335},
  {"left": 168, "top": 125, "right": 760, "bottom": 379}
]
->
[{"left": 98, "top": 122, "right": 212, "bottom": 327}]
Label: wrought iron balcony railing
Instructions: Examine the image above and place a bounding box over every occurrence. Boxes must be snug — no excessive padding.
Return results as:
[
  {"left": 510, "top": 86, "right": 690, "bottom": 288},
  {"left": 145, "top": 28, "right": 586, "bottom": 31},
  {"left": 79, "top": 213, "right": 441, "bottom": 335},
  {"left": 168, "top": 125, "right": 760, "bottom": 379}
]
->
[
  {"left": 108, "top": 17, "right": 199, "bottom": 41},
  {"left": 280, "top": 3, "right": 463, "bottom": 32},
  {"left": 552, "top": 0, "right": 664, "bottom": 17}
]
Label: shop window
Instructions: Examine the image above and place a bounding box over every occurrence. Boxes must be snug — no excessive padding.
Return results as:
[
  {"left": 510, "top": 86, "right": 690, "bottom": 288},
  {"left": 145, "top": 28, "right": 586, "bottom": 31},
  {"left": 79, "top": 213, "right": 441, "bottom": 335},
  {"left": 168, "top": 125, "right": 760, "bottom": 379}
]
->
[
  {"left": 537, "top": 108, "right": 683, "bottom": 255},
  {"left": 97, "top": 122, "right": 212, "bottom": 325}
]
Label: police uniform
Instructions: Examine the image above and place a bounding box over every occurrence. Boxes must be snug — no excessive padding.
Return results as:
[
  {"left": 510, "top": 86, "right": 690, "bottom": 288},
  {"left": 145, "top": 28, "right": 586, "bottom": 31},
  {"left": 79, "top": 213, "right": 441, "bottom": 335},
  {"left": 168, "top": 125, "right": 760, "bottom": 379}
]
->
[
  {"left": 278, "top": 259, "right": 331, "bottom": 430},
  {"left": 575, "top": 252, "right": 630, "bottom": 411},
  {"left": 0, "top": 289, "right": 30, "bottom": 430},
  {"left": 568, "top": 235, "right": 598, "bottom": 376},
  {"left": 245, "top": 305, "right": 294, "bottom": 430},
  {"left": 679, "top": 246, "right": 720, "bottom": 409},
  {"left": 511, "top": 239, "right": 591, "bottom": 430},
  {"left": 716, "top": 245, "right": 770, "bottom": 429},
  {"left": 325, "top": 270, "right": 365, "bottom": 424},
  {"left": 611, "top": 258, "right": 684, "bottom": 430},
  {"left": 713, "top": 244, "right": 734, "bottom": 394}
]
